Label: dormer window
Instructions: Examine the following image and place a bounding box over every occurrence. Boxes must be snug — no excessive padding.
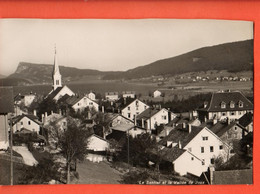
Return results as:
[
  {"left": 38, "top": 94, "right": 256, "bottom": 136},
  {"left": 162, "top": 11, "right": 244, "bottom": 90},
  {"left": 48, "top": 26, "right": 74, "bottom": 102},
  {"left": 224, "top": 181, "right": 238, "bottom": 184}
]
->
[
  {"left": 221, "top": 101, "right": 226, "bottom": 109},
  {"left": 238, "top": 101, "right": 244, "bottom": 108},
  {"left": 230, "top": 101, "right": 235, "bottom": 108}
]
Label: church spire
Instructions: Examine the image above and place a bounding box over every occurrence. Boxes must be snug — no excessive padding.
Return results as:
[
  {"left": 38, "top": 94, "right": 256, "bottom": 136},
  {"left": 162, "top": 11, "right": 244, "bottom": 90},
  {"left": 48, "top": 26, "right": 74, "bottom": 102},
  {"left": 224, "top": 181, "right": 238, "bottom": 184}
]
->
[{"left": 52, "top": 45, "right": 62, "bottom": 90}]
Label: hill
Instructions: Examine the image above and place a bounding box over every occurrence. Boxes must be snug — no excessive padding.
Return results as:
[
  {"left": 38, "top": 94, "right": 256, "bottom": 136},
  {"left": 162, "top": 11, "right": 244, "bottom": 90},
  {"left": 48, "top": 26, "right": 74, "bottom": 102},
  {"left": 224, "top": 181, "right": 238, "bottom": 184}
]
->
[{"left": 1, "top": 39, "right": 253, "bottom": 86}]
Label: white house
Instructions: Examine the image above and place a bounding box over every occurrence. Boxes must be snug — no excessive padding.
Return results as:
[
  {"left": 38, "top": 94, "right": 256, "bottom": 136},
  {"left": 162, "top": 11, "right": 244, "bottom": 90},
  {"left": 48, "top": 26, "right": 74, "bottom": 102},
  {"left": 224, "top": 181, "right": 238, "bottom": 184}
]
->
[
  {"left": 122, "top": 91, "right": 135, "bottom": 99},
  {"left": 153, "top": 90, "right": 162, "bottom": 98},
  {"left": 198, "top": 91, "right": 253, "bottom": 122},
  {"left": 159, "top": 147, "right": 204, "bottom": 177},
  {"left": 121, "top": 99, "right": 149, "bottom": 121},
  {"left": 105, "top": 92, "right": 119, "bottom": 101},
  {"left": 86, "top": 134, "right": 110, "bottom": 163},
  {"left": 160, "top": 124, "right": 231, "bottom": 175},
  {"left": 12, "top": 114, "right": 42, "bottom": 134},
  {"left": 87, "top": 91, "right": 96, "bottom": 101},
  {"left": 136, "top": 108, "right": 177, "bottom": 131},
  {"left": 66, "top": 95, "right": 99, "bottom": 113}
]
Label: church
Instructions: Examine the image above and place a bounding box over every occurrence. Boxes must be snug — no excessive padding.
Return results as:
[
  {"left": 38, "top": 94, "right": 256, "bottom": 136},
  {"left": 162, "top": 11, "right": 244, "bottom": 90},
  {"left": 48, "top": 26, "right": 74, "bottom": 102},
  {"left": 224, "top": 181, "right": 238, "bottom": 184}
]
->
[{"left": 46, "top": 48, "right": 75, "bottom": 101}]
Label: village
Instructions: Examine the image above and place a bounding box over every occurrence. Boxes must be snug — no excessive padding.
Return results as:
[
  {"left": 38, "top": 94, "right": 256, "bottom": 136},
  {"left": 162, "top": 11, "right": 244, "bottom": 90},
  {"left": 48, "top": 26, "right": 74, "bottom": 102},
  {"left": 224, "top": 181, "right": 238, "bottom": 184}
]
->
[{"left": 0, "top": 50, "right": 253, "bottom": 185}]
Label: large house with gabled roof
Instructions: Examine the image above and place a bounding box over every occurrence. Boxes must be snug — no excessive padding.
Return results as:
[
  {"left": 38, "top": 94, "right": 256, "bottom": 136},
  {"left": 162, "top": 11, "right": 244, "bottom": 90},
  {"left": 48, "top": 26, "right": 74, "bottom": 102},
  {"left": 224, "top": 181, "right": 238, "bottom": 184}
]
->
[
  {"left": 197, "top": 91, "right": 253, "bottom": 122},
  {"left": 159, "top": 124, "right": 232, "bottom": 174},
  {"left": 121, "top": 99, "right": 149, "bottom": 121}
]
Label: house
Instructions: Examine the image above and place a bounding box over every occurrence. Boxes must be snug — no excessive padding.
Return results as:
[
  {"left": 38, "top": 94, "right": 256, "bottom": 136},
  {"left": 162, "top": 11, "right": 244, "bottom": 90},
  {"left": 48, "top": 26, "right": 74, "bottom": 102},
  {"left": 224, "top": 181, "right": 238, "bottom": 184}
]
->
[
  {"left": 122, "top": 91, "right": 135, "bottom": 99},
  {"left": 209, "top": 120, "right": 246, "bottom": 152},
  {"left": 66, "top": 95, "right": 99, "bottom": 113},
  {"left": 157, "top": 147, "right": 204, "bottom": 177},
  {"left": 106, "top": 123, "right": 146, "bottom": 142},
  {"left": 200, "top": 167, "right": 252, "bottom": 185},
  {"left": 86, "top": 134, "right": 110, "bottom": 163},
  {"left": 160, "top": 124, "right": 231, "bottom": 174},
  {"left": 87, "top": 91, "right": 96, "bottom": 101},
  {"left": 45, "top": 48, "right": 75, "bottom": 101},
  {"left": 0, "top": 87, "right": 14, "bottom": 150},
  {"left": 238, "top": 112, "right": 253, "bottom": 133},
  {"left": 105, "top": 92, "right": 119, "bottom": 101},
  {"left": 136, "top": 108, "right": 176, "bottom": 131},
  {"left": 121, "top": 99, "right": 149, "bottom": 121},
  {"left": 197, "top": 90, "right": 253, "bottom": 122},
  {"left": 153, "top": 90, "right": 162, "bottom": 98},
  {"left": 14, "top": 92, "right": 36, "bottom": 107},
  {"left": 12, "top": 114, "right": 42, "bottom": 134}
]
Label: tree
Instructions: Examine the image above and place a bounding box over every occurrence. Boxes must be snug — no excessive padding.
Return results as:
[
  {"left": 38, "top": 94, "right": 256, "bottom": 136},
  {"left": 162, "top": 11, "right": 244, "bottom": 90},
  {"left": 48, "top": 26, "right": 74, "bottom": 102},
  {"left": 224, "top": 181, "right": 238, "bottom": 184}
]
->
[
  {"left": 18, "top": 157, "right": 61, "bottom": 184},
  {"left": 116, "top": 133, "right": 157, "bottom": 167},
  {"left": 58, "top": 118, "right": 89, "bottom": 184}
]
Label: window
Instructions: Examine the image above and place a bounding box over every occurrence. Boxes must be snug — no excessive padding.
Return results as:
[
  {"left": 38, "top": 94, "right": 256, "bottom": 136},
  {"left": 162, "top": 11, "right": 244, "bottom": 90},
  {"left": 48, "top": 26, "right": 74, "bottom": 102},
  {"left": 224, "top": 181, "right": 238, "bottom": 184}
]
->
[
  {"left": 210, "top": 158, "right": 215, "bottom": 164},
  {"left": 128, "top": 106, "right": 130, "bottom": 111},
  {"left": 221, "top": 101, "right": 226, "bottom": 109},
  {"left": 210, "top": 146, "right": 214, "bottom": 152},
  {"left": 230, "top": 101, "right": 235, "bottom": 108},
  {"left": 202, "top": 136, "right": 208, "bottom": 141},
  {"left": 128, "top": 113, "right": 131, "bottom": 118},
  {"left": 219, "top": 145, "right": 223, "bottom": 150},
  {"left": 201, "top": 147, "right": 204, "bottom": 153}
]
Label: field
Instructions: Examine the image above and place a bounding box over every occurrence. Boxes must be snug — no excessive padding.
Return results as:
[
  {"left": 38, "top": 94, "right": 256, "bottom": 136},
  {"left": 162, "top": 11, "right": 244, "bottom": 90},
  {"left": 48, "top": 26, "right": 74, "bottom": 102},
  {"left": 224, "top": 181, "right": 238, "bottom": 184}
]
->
[{"left": 13, "top": 77, "right": 253, "bottom": 101}]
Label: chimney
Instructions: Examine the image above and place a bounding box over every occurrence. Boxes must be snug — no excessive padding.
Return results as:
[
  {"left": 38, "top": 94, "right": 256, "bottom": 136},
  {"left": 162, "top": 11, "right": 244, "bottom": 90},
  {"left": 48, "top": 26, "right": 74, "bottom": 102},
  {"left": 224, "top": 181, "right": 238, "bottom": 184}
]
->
[
  {"left": 102, "top": 106, "right": 104, "bottom": 113},
  {"left": 141, "top": 118, "right": 144, "bottom": 128},
  {"left": 209, "top": 166, "right": 215, "bottom": 185},
  {"left": 33, "top": 110, "right": 37, "bottom": 116},
  {"left": 188, "top": 124, "right": 192, "bottom": 133},
  {"left": 178, "top": 140, "right": 182, "bottom": 149}
]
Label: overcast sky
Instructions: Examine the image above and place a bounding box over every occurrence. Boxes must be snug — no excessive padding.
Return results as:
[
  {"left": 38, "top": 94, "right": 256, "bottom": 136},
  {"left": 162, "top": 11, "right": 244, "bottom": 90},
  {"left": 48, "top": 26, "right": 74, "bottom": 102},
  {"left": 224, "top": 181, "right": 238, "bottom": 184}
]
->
[{"left": 0, "top": 19, "right": 253, "bottom": 76}]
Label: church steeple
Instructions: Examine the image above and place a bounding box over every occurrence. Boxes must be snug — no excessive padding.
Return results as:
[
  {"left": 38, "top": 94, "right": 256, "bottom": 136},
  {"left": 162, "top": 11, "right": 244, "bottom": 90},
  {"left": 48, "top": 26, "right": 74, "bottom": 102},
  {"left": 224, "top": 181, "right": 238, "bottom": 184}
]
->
[{"left": 52, "top": 46, "right": 62, "bottom": 90}]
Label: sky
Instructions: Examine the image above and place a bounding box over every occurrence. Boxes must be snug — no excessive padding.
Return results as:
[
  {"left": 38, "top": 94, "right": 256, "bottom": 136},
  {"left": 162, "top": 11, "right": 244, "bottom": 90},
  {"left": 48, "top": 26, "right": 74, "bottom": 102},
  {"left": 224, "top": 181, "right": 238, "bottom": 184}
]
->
[{"left": 0, "top": 19, "right": 253, "bottom": 76}]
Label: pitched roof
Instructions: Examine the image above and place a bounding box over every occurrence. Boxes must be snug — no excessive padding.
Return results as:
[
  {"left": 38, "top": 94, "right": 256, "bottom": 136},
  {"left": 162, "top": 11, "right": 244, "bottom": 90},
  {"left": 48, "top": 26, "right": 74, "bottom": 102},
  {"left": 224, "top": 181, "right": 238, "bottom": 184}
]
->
[
  {"left": 212, "top": 169, "right": 252, "bottom": 185},
  {"left": 136, "top": 108, "right": 161, "bottom": 120},
  {"left": 111, "top": 123, "right": 135, "bottom": 132},
  {"left": 159, "top": 147, "right": 186, "bottom": 162},
  {"left": 13, "top": 114, "right": 41, "bottom": 125},
  {"left": 46, "top": 87, "right": 63, "bottom": 100},
  {"left": 198, "top": 91, "right": 253, "bottom": 112},
  {"left": 0, "top": 87, "right": 14, "bottom": 114},
  {"left": 159, "top": 125, "right": 204, "bottom": 148},
  {"left": 209, "top": 121, "right": 245, "bottom": 137},
  {"left": 238, "top": 112, "right": 253, "bottom": 128}
]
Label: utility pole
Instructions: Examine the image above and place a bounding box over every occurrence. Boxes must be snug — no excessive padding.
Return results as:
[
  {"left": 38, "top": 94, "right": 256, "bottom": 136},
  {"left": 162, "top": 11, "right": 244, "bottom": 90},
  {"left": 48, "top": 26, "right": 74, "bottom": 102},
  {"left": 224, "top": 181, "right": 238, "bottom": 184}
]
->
[{"left": 10, "top": 116, "right": 13, "bottom": 185}]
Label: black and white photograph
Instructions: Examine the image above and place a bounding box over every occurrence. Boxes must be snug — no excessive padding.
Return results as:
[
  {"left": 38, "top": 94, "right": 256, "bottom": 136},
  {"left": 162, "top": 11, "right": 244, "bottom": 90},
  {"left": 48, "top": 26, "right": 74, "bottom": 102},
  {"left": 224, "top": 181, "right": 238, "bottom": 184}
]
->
[{"left": 0, "top": 19, "right": 254, "bottom": 185}]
